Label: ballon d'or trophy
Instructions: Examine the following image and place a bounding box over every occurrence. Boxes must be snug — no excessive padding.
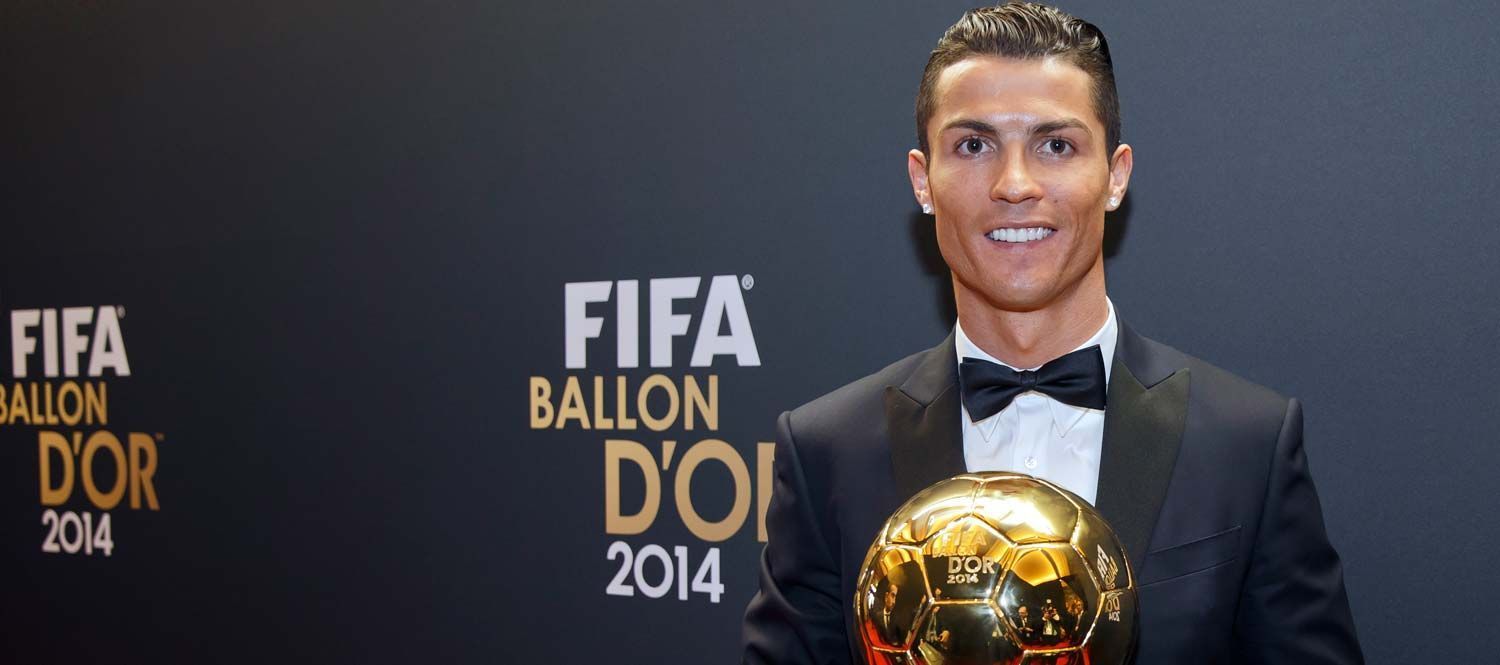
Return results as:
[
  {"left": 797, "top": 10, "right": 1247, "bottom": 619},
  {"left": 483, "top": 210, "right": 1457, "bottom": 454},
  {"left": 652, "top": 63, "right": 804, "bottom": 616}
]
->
[{"left": 854, "top": 473, "right": 1138, "bottom": 664}]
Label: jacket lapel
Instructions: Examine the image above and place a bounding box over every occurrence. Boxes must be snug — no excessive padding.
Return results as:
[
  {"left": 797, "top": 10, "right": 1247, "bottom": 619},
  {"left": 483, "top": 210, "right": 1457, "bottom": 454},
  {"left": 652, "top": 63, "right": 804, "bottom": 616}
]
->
[
  {"left": 883, "top": 323, "right": 1189, "bottom": 577},
  {"left": 885, "top": 333, "right": 967, "bottom": 502},
  {"left": 1094, "top": 322, "right": 1190, "bottom": 576}
]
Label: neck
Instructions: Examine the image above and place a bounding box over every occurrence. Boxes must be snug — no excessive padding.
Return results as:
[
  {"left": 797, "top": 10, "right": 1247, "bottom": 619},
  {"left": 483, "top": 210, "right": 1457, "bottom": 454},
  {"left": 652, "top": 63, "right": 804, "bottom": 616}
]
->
[{"left": 955, "top": 271, "right": 1108, "bottom": 369}]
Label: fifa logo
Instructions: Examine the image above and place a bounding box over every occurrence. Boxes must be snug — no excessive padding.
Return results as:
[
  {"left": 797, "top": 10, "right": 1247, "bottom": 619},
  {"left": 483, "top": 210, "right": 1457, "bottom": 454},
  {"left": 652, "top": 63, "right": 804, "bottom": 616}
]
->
[
  {"left": 563, "top": 275, "right": 760, "bottom": 369},
  {"left": 1095, "top": 544, "right": 1120, "bottom": 591},
  {"left": 9, "top": 306, "right": 130, "bottom": 378}
]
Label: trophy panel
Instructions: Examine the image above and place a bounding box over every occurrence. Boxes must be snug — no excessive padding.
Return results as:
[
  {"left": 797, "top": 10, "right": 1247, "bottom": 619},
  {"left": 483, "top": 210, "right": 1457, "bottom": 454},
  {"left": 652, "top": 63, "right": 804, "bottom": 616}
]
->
[
  {"left": 921, "top": 516, "right": 1014, "bottom": 602},
  {"left": 887, "top": 478, "right": 979, "bottom": 545},
  {"left": 856, "top": 546, "right": 930, "bottom": 650},
  {"left": 996, "top": 544, "right": 1096, "bottom": 651},
  {"left": 910, "top": 601, "right": 1023, "bottom": 665},
  {"left": 1078, "top": 589, "right": 1136, "bottom": 665},
  {"left": 1019, "top": 649, "right": 1084, "bottom": 664},
  {"left": 864, "top": 648, "right": 918, "bottom": 665},
  {"left": 1071, "top": 507, "right": 1133, "bottom": 591},
  {"left": 972, "top": 477, "right": 1077, "bottom": 544}
]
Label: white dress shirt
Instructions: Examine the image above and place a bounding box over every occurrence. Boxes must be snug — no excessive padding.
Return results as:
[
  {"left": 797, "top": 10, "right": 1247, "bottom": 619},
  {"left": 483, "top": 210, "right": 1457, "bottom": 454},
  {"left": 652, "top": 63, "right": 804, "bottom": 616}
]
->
[{"left": 955, "top": 299, "right": 1117, "bottom": 505}]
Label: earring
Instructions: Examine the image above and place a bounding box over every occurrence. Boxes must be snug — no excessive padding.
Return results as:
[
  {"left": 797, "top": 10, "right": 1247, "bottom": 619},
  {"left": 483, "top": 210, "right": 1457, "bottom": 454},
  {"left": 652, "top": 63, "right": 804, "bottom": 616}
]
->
[
  {"left": 922, "top": 203, "right": 933, "bottom": 214},
  {"left": 1107, "top": 197, "right": 1119, "bottom": 209}
]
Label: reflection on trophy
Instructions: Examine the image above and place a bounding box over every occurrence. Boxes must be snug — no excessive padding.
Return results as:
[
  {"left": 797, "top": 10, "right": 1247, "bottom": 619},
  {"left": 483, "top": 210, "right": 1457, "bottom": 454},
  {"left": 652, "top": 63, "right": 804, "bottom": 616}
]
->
[{"left": 853, "top": 473, "right": 1138, "bottom": 664}]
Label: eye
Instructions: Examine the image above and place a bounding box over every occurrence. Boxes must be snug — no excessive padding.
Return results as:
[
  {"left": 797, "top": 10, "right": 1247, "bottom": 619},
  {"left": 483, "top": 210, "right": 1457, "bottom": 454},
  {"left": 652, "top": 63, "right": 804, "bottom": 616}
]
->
[
  {"left": 1040, "top": 137, "right": 1074, "bottom": 156},
  {"left": 956, "top": 136, "right": 992, "bottom": 156}
]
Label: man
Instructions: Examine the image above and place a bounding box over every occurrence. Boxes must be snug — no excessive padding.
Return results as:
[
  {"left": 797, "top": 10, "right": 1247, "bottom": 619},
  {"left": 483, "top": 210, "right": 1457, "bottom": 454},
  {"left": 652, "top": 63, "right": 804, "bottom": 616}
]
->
[
  {"left": 1039, "top": 600, "right": 1066, "bottom": 645},
  {"left": 1010, "top": 605, "right": 1038, "bottom": 643},
  {"left": 874, "top": 582, "right": 903, "bottom": 646},
  {"left": 742, "top": 3, "right": 1362, "bottom": 663}
]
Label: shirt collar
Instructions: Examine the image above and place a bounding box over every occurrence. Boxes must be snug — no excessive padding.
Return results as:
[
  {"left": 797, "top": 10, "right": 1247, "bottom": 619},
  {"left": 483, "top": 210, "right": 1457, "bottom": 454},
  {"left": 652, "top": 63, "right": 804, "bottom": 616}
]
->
[{"left": 954, "top": 298, "right": 1118, "bottom": 438}]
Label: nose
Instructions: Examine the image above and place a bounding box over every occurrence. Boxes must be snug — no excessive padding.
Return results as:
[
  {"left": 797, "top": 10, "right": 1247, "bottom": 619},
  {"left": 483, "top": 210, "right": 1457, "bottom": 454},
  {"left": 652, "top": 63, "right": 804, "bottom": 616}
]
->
[{"left": 990, "top": 148, "right": 1043, "bottom": 204}]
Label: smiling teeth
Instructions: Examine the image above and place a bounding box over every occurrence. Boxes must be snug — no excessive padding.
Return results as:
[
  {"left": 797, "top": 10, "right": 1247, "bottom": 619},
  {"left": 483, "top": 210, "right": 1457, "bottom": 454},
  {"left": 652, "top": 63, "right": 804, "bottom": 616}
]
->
[{"left": 987, "top": 227, "right": 1053, "bottom": 243}]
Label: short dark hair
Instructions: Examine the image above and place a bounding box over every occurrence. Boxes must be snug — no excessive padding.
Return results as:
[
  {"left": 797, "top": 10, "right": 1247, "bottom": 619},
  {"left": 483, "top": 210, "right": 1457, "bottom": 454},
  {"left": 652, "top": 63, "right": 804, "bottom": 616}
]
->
[{"left": 915, "top": 3, "right": 1120, "bottom": 156}]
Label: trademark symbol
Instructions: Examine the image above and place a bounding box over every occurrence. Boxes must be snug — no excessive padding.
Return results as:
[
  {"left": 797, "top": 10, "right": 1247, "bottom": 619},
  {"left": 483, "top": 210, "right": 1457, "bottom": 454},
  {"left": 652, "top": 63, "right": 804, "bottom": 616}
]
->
[
  {"left": 115, "top": 306, "right": 125, "bottom": 319},
  {"left": 740, "top": 274, "right": 754, "bottom": 290},
  {"left": 155, "top": 433, "right": 164, "bottom": 442}
]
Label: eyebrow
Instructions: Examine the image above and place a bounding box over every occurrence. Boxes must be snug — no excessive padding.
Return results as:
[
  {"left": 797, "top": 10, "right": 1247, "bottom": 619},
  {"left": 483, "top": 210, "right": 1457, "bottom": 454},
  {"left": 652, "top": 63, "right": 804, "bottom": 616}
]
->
[{"left": 939, "top": 117, "right": 1093, "bottom": 138}]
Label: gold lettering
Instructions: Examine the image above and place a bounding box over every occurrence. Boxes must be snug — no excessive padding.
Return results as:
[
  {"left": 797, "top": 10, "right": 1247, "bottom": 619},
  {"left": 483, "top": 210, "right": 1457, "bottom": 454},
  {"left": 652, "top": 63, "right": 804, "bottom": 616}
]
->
[
  {"left": 674, "top": 439, "right": 750, "bottom": 542},
  {"left": 637, "top": 374, "right": 679, "bottom": 432},
  {"left": 10, "top": 383, "right": 30, "bottom": 425},
  {"left": 81, "top": 431, "right": 126, "bottom": 510},
  {"left": 84, "top": 382, "right": 106, "bottom": 425},
  {"left": 529, "top": 376, "right": 554, "bottom": 428},
  {"left": 129, "top": 433, "right": 160, "bottom": 510},
  {"left": 604, "top": 439, "right": 658, "bottom": 534},
  {"left": 57, "top": 382, "right": 82, "bottom": 426},
  {"left": 555, "top": 376, "right": 590, "bottom": 429},
  {"left": 38, "top": 431, "right": 72, "bottom": 506},
  {"left": 757, "top": 441, "right": 775, "bottom": 543},
  {"left": 42, "top": 383, "right": 52, "bottom": 423},
  {"left": 682, "top": 375, "right": 718, "bottom": 431},
  {"left": 591, "top": 376, "right": 614, "bottom": 430},
  {"left": 614, "top": 376, "right": 637, "bottom": 430}
]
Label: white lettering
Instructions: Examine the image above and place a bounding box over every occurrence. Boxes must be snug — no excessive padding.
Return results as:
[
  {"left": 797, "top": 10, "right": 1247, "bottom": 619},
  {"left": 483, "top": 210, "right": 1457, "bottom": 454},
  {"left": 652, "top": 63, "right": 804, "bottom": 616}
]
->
[
  {"left": 61, "top": 307, "right": 93, "bottom": 378},
  {"left": 42, "top": 309, "right": 58, "bottom": 377},
  {"left": 564, "top": 282, "right": 612, "bottom": 369},
  {"left": 649, "top": 277, "right": 699, "bottom": 368},
  {"left": 10, "top": 310, "right": 40, "bottom": 378},
  {"left": 689, "top": 275, "right": 760, "bottom": 367},
  {"left": 88, "top": 306, "right": 130, "bottom": 377},
  {"left": 616, "top": 280, "right": 639, "bottom": 368},
  {"left": 564, "top": 276, "right": 760, "bottom": 369}
]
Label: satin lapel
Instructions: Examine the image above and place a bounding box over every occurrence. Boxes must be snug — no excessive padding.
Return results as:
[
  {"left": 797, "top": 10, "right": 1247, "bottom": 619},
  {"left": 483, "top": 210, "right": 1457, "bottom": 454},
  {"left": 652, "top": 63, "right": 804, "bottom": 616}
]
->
[
  {"left": 885, "top": 334, "right": 966, "bottom": 502},
  {"left": 1095, "top": 324, "right": 1190, "bottom": 575}
]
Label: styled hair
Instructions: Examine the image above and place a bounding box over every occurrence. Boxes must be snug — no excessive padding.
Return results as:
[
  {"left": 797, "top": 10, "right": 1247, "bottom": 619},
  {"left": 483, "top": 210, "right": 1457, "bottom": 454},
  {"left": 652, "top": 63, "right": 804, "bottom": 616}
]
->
[{"left": 915, "top": 3, "right": 1120, "bottom": 156}]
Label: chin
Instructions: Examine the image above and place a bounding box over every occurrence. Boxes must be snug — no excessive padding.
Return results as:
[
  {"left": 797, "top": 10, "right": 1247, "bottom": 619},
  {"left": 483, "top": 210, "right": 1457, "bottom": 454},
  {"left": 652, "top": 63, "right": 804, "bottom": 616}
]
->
[{"left": 973, "top": 285, "right": 1058, "bottom": 314}]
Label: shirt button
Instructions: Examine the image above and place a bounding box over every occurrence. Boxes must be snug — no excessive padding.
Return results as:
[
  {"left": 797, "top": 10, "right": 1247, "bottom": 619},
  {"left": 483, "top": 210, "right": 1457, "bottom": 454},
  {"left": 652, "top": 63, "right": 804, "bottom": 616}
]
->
[{"left": 1024, "top": 456, "right": 1038, "bottom": 469}]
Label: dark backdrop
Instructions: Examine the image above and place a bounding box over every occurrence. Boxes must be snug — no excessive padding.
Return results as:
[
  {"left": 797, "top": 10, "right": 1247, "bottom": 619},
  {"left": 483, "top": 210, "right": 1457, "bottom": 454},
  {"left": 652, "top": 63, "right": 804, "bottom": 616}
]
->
[{"left": 3, "top": 1, "right": 1496, "bottom": 662}]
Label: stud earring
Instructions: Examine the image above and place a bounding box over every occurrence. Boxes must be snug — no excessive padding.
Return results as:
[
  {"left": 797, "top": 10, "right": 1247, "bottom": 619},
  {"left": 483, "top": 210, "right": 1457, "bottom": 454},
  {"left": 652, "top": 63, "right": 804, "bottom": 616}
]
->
[
  {"left": 1107, "top": 197, "right": 1119, "bottom": 209},
  {"left": 922, "top": 203, "right": 933, "bottom": 214}
]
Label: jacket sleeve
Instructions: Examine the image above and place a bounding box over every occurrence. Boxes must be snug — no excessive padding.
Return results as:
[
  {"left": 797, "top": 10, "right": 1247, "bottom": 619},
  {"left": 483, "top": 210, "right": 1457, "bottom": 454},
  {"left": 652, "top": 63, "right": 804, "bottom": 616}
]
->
[
  {"left": 742, "top": 411, "right": 853, "bottom": 665},
  {"left": 1232, "top": 398, "right": 1364, "bottom": 664}
]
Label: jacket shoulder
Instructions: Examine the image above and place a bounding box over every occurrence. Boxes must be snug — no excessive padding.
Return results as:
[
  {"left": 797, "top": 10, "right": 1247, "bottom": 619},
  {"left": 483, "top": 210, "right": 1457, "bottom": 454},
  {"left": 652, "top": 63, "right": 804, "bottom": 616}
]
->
[
  {"left": 782, "top": 347, "right": 931, "bottom": 448},
  {"left": 1134, "top": 332, "right": 1292, "bottom": 432}
]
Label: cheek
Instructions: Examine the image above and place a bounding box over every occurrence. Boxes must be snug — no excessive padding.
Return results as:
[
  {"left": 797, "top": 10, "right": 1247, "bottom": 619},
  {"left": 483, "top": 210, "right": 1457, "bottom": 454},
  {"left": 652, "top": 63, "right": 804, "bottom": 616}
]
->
[
  {"left": 933, "top": 164, "right": 995, "bottom": 209},
  {"left": 932, "top": 220, "right": 970, "bottom": 265},
  {"left": 1045, "top": 181, "right": 1104, "bottom": 215}
]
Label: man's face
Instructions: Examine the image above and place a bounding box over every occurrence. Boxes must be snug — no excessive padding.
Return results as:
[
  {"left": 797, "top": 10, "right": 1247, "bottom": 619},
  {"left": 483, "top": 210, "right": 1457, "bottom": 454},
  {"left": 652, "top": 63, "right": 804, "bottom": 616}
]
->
[
  {"left": 908, "top": 56, "right": 1131, "bottom": 314},
  {"left": 884, "top": 585, "right": 898, "bottom": 610},
  {"left": 1018, "top": 606, "right": 1030, "bottom": 618}
]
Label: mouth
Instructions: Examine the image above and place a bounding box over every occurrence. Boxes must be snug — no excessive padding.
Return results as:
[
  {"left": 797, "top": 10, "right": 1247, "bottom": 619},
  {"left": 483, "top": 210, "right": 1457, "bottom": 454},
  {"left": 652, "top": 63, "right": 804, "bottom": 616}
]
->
[{"left": 985, "top": 226, "right": 1055, "bottom": 244}]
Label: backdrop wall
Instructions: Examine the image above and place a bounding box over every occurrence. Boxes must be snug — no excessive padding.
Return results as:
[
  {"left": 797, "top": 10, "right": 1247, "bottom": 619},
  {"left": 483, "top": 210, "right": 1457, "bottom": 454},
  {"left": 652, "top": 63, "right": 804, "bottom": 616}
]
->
[{"left": 4, "top": 1, "right": 1496, "bottom": 662}]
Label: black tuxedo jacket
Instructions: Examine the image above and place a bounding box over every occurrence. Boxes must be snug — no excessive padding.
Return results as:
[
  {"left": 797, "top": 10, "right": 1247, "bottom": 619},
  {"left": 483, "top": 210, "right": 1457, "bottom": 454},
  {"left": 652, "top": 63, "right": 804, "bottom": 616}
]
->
[{"left": 742, "top": 322, "right": 1362, "bottom": 664}]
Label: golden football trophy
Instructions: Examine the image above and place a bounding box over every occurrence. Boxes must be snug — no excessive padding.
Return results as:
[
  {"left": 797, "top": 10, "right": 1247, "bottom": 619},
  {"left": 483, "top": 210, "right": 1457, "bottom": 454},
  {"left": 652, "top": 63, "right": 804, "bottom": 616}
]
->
[{"left": 854, "top": 473, "right": 1137, "bottom": 664}]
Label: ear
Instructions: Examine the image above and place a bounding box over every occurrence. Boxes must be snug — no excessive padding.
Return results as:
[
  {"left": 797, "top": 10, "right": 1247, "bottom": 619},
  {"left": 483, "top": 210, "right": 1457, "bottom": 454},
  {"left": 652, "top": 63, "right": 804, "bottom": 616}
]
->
[
  {"left": 1106, "top": 143, "right": 1133, "bottom": 211},
  {"left": 907, "top": 149, "right": 932, "bottom": 213}
]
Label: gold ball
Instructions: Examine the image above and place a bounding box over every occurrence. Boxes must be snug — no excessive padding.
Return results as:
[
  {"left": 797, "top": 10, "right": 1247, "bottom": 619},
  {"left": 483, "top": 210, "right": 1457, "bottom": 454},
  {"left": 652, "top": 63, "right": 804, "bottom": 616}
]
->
[{"left": 853, "top": 473, "right": 1138, "bottom": 664}]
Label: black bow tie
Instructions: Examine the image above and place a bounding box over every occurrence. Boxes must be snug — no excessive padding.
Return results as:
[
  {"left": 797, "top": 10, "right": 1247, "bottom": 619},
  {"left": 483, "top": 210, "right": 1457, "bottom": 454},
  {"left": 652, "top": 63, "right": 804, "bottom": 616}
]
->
[{"left": 958, "top": 345, "right": 1108, "bottom": 422}]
